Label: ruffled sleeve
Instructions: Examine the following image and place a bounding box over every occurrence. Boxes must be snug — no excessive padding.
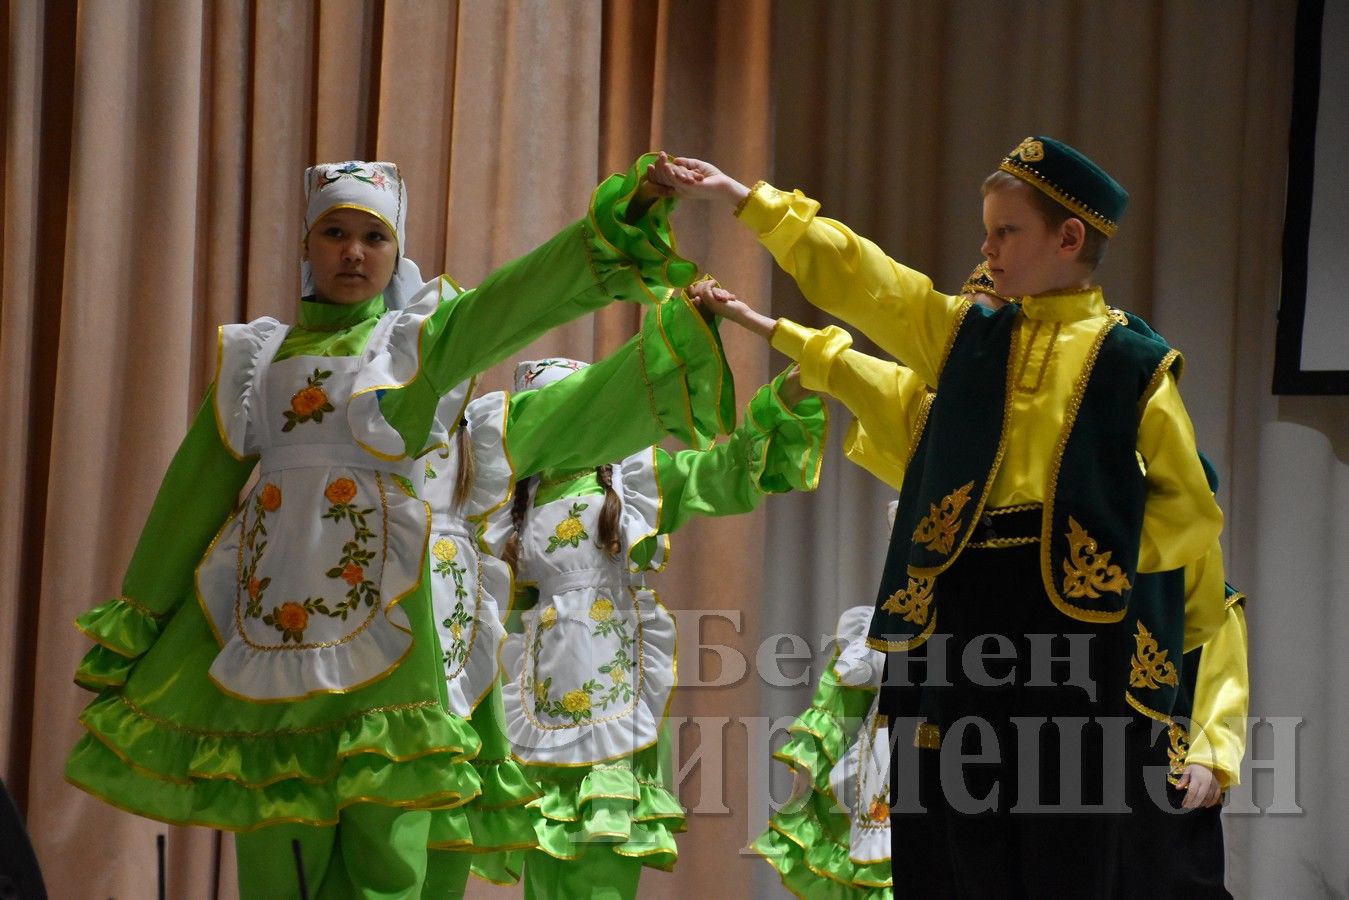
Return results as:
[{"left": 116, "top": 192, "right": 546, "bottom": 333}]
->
[
  {"left": 375, "top": 156, "right": 698, "bottom": 458},
  {"left": 743, "top": 365, "right": 827, "bottom": 494},
  {"left": 627, "top": 370, "right": 827, "bottom": 569},
  {"left": 459, "top": 390, "right": 515, "bottom": 521},
  {"left": 214, "top": 317, "right": 287, "bottom": 458},
  {"left": 74, "top": 385, "right": 256, "bottom": 690},
  {"left": 615, "top": 448, "right": 667, "bottom": 573},
  {"left": 495, "top": 292, "right": 735, "bottom": 485}
]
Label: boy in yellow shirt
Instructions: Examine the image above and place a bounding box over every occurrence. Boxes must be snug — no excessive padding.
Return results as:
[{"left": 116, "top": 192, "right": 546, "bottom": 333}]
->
[{"left": 650, "top": 139, "right": 1226, "bottom": 896}]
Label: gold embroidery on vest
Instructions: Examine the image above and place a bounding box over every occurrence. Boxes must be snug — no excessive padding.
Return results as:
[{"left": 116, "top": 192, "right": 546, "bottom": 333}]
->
[
  {"left": 913, "top": 481, "right": 975, "bottom": 554},
  {"left": 1166, "top": 721, "right": 1190, "bottom": 782},
  {"left": 880, "top": 576, "right": 935, "bottom": 625},
  {"left": 1129, "top": 621, "right": 1179, "bottom": 690},
  {"left": 1061, "top": 517, "right": 1132, "bottom": 599},
  {"left": 914, "top": 721, "right": 942, "bottom": 749},
  {"left": 1108, "top": 307, "right": 1130, "bottom": 326}
]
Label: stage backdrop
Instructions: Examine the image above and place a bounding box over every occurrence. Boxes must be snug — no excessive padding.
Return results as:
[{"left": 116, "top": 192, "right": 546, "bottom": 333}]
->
[{"left": 3, "top": 2, "right": 1342, "bottom": 898}]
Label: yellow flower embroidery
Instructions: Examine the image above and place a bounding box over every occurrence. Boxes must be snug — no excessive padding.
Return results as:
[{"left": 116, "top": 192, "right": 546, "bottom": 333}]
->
[
  {"left": 1061, "top": 517, "right": 1132, "bottom": 599},
  {"left": 534, "top": 680, "right": 548, "bottom": 704},
  {"left": 609, "top": 666, "right": 627, "bottom": 685},
  {"left": 562, "top": 690, "right": 591, "bottom": 714},
  {"left": 547, "top": 502, "right": 590, "bottom": 553},
  {"left": 540, "top": 607, "right": 558, "bottom": 630},
  {"left": 912, "top": 481, "right": 975, "bottom": 555},
  {"left": 590, "top": 597, "right": 615, "bottom": 622},
  {"left": 880, "top": 576, "right": 934, "bottom": 625},
  {"left": 432, "top": 538, "right": 458, "bottom": 563},
  {"left": 1129, "top": 621, "right": 1179, "bottom": 691},
  {"left": 450, "top": 621, "right": 463, "bottom": 640}
]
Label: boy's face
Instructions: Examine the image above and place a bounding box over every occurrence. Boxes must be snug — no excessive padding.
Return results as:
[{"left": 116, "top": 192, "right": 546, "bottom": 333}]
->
[
  {"left": 304, "top": 208, "right": 398, "bottom": 305},
  {"left": 980, "top": 184, "right": 1071, "bottom": 297}
]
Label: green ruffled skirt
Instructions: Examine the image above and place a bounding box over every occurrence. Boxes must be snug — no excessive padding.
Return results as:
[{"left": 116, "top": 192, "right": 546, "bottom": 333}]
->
[
  {"left": 66, "top": 581, "right": 484, "bottom": 833},
  {"left": 749, "top": 672, "right": 892, "bottom": 899},
  {"left": 527, "top": 737, "right": 684, "bottom": 873}
]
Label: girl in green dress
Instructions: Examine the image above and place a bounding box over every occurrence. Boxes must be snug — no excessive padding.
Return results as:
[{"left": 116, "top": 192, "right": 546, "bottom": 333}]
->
[{"left": 65, "top": 154, "right": 696, "bottom": 899}]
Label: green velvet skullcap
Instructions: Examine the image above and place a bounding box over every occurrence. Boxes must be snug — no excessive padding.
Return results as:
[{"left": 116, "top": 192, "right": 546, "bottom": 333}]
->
[{"left": 999, "top": 136, "right": 1128, "bottom": 236}]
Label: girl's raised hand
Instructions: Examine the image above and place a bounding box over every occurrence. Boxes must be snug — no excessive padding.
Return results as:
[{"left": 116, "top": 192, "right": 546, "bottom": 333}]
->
[
  {"left": 685, "top": 277, "right": 776, "bottom": 339},
  {"left": 646, "top": 152, "right": 750, "bottom": 206}
]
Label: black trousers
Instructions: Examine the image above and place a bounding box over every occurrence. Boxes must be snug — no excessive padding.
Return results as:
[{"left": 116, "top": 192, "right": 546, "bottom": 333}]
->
[
  {"left": 884, "top": 542, "right": 1132, "bottom": 900},
  {"left": 1119, "top": 717, "right": 1231, "bottom": 898}
]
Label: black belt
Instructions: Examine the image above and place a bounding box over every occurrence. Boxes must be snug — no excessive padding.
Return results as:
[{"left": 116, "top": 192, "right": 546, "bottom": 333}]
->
[{"left": 966, "top": 503, "right": 1042, "bottom": 547}]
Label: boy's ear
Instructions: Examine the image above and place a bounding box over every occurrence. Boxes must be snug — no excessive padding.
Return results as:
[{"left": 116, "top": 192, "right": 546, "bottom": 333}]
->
[{"left": 1059, "top": 218, "right": 1087, "bottom": 257}]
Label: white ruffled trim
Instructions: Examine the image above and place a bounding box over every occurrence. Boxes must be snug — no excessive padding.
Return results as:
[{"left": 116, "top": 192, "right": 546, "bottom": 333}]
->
[
  {"left": 615, "top": 447, "right": 667, "bottom": 573},
  {"left": 420, "top": 380, "right": 483, "bottom": 531},
  {"left": 831, "top": 606, "right": 884, "bottom": 689},
  {"left": 463, "top": 390, "right": 515, "bottom": 521},
  {"left": 199, "top": 477, "right": 427, "bottom": 701},
  {"left": 829, "top": 700, "right": 891, "bottom": 866},
  {"left": 499, "top": 586, "right": 676, "bottom": 766},
  {"left": 215, "top": 318, "right": 287, "bottom": 458},
  {"left": 347, "top": 277, "right": 454, "bottom": 461},
  {"left": 432, "top": 525, "right": 510, "bottom": 717}
]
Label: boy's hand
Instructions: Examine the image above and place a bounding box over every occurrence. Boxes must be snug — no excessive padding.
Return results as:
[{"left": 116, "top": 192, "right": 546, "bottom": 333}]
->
[
  {"left": 646, "top": 152, "right": 750, "bottom": 207},
  {"left": 1175, "top": 763, "right": 1223, "bottom": 809}
]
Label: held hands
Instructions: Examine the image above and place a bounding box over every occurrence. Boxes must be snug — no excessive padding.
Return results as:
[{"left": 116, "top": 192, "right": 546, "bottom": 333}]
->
[
  {"left": 685, "top": 277, "right": 776, "bottom": 339},
  {"left": 1175, "top": 763, "right": 1224, "bottom": 809},
  {"left": 645, "top": 152, "right": 750, "bottom": 207},
  {"left": 777, "top": 365, "right": 810, "bottom": 408}
]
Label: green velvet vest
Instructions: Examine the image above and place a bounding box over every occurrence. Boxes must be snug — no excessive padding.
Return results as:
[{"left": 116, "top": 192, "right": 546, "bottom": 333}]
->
[{"left": 868, "top": 303, "right": 1181, "bottom": 651}]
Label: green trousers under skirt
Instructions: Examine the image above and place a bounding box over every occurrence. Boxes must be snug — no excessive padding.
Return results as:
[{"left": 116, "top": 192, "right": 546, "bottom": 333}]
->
[
  {"left": 522, "top": 843, "right": 643, "bottom": 900},
  {"left": 236, "top": 804, "right": 435, "bottom": 900}
]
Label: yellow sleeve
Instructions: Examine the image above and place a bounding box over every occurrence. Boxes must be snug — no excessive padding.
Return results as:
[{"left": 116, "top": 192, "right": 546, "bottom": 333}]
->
[
  {"left": 1181, "top": 541, "right": 1227, "bottom": 653},
  {"left": 843, "top": 419, "right": 906, "bottom": 491},
  {"left": 739, "top": 182, "right": 965, "bottom": 385},
  {"left": 771, "top": 318, "right": 931, "bottom": 491},
  {"left": 1136, "top": 371, "right": 1224, "bottom": 575},
  {"left": 1186, "top": 601, "right": 1250, "bottom": 788}
]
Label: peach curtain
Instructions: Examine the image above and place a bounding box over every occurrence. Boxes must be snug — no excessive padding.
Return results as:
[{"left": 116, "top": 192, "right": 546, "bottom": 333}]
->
[{"left": 4, "top": 2, "right": 1343, "bottom": 899}]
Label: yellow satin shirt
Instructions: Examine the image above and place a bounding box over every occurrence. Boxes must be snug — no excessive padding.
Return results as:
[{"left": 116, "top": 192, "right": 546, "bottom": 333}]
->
[{"left": 741, "top": 181, "right": 1226, "bottom": 648}]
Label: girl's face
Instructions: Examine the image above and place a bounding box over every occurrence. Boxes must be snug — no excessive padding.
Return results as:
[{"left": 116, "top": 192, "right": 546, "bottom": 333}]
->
[{"left": 304, "top": 208, "right": 398, "bottom": 305}]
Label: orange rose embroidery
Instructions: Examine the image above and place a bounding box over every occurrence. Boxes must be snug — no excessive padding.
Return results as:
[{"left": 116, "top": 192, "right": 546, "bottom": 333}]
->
[
  {"left": 264, "top": 600, "right": 310, "bottom": 642},
  {"left": 291, "top": 386, "right": 328, "bottom": 417},
  {"left": 247, "top": 578, "right": 262, "bottom": 600},
  {"left": 340, "top": 563, "right": 364, "bottom": 587},
  {"left": 282, "top": 368, "right": 335, "bottom": 431},
  {"left": 867, "top": 796, "right": 889, "bottom": 823},
  {"left": 325, "top": 478, "right": 357, "bottom": 506},
  {"left": 259, "top": 483, "right": 282, "bottom": 512}
]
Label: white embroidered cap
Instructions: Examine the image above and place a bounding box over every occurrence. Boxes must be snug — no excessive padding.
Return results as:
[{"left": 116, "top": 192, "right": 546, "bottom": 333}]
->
[
  {"left": 514, "top": 358, "right": 588, "bottom": 392},
  {"left": 301, "top": 160, "right": 426, "bottom": 309}
]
